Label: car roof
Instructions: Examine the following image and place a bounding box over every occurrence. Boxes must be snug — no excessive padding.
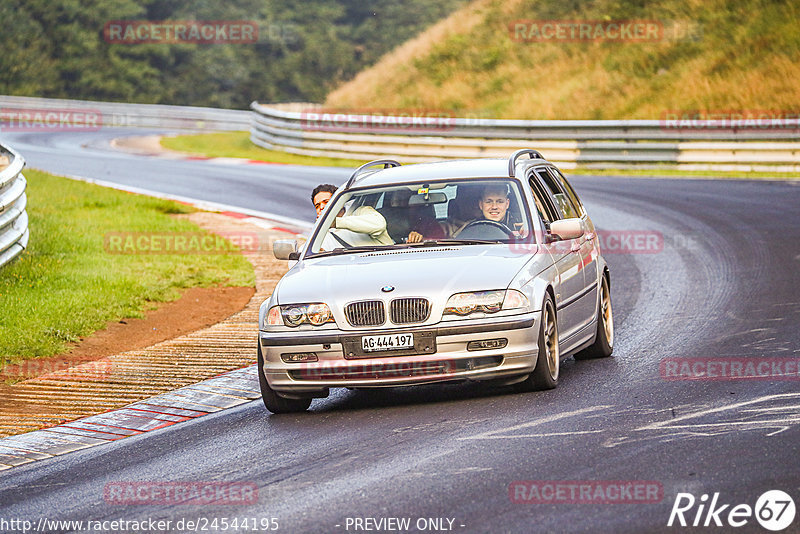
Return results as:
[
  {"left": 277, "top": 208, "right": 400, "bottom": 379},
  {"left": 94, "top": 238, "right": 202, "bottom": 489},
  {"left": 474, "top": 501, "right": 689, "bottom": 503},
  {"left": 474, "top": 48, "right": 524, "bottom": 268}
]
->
[{"left": 349, "top": 157, "right": 549, "bottom": 189}]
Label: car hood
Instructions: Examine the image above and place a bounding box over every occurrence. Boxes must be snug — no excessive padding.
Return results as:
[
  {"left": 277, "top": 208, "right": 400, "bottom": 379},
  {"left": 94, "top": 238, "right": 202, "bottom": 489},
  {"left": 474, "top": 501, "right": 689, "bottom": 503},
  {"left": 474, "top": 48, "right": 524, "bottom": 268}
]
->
[{"left": 275, "top": 245, "right": 540, "bottom": 310}]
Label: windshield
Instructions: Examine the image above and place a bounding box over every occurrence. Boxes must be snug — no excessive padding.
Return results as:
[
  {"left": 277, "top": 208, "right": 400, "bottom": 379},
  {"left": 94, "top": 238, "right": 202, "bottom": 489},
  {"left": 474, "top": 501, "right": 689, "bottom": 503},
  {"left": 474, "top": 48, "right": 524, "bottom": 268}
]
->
[{"left": 307, "top": 178, "right": 533, "bottom": 256}]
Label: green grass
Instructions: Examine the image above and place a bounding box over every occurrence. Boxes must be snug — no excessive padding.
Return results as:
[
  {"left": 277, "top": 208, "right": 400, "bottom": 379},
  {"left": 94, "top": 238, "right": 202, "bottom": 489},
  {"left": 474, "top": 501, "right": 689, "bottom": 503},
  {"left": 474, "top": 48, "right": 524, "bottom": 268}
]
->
[
  {"left": 161, "top": 132, "right": 364, "bottom": 168},
  {"left": 0, "top": 170, "right": 255, "bottom": 363},
  {"left": 163, "top": 132, "right": 798, "bottom": 181}
]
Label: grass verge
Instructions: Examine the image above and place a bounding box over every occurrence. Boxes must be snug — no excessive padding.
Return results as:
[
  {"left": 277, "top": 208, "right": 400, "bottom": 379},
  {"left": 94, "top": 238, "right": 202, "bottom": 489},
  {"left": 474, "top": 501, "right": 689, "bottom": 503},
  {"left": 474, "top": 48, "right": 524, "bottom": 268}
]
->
[
  {"left": 161, "top": 131, "right": 363, "bottom": 168},
  {"left": 0, "top": 169, "right": 255, "bottom": 363},
  {"left": 161, "top": 132, "right": 798, "bottom": 180}
]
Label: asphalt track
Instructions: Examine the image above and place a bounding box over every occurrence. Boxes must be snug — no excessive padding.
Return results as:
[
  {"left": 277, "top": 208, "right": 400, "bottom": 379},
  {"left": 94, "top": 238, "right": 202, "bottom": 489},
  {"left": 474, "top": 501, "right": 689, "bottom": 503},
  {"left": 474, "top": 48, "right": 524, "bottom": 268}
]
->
[{"left": 1, "top": 129, "right": 799, "bottom": 533}]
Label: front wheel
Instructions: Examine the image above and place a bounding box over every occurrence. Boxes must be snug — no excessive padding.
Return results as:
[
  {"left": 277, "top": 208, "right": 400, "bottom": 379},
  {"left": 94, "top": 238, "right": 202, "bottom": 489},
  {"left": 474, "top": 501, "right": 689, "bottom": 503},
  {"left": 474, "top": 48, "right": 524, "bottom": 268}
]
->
[
  {"left": 516, "top": 294, "right": 559, "bottom": 392},
  {"left": 574, "top": 275, "right": 614, "bottom": 360},
  {"left": 257, "top": 343, "right": 312, "bottom": 414}
]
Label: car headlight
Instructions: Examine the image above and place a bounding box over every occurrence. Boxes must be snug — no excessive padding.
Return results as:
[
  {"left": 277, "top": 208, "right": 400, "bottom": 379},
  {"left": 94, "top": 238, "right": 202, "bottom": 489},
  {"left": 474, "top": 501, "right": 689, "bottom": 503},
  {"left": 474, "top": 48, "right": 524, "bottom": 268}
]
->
[
  {"left": 502, "top": 289, "right": 529, "bottom": 310},
  {"left": 444, "top": 290, "right": 529, "bottom": 317},
  {"left": 265, "top": 303, "right": 335, "bottom": 328}
]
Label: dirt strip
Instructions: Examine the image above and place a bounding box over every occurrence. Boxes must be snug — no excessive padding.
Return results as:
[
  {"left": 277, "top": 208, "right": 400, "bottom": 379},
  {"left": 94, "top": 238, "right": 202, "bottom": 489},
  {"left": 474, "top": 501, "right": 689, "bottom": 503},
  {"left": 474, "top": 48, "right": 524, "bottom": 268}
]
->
[{"left": 0, "top": 212, "right": 294, "bottom": 438}]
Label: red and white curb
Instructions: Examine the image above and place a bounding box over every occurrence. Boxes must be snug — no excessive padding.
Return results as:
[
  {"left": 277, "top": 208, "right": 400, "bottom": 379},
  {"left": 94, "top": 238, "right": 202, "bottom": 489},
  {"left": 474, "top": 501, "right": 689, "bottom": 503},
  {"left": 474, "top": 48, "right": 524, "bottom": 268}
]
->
[
  {"left": 0, "top": 365, "right": 262, "bottom": 470},
  {"left": 109, "top": 137, "right": 292, "bottom": 168},
  {"left": 0, "top": 173, "right": 314, "bottom": 472},
  {"left": 181, "top": 155, "right": 289, "bottom": 166}
]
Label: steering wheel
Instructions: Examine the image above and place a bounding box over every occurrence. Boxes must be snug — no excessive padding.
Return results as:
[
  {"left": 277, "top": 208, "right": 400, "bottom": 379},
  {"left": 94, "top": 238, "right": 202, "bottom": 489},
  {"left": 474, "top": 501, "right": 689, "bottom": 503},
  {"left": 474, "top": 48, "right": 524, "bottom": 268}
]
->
[{"left": 457, "top": 219, "right": 515, "bottom": 240}]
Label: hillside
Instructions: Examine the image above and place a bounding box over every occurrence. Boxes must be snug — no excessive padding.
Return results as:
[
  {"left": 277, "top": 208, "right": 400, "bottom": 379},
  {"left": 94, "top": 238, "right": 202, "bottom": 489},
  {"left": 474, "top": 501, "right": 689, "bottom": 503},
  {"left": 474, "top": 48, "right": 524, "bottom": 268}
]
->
[
  {"left": 325, "top": 0, "right": 800, "bottom": 119},
  {"left": 0, "top": 0, "right": 467, "bottom": 108}
]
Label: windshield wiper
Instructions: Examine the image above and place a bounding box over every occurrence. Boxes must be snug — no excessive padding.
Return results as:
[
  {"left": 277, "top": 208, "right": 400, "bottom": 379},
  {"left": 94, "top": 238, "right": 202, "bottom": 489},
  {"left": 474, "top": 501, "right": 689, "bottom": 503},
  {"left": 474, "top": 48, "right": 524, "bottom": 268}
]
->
[
  {"left": 411, "top": 238, "right": 500, "bottom": 246},
  {"left": 311, "top": 244, "right": 407, "bottom": 257},
  {"left": 311, "top": 239, "right": 499, "bottom": 257}
]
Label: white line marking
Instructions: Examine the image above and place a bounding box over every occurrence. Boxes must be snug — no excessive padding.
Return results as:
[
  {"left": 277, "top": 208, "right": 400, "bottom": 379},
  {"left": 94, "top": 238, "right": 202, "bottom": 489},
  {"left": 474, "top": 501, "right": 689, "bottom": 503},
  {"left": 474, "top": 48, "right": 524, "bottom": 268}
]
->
[
  {"left": 467, "top": 430, "right": 604, "bottom": 439},
  {"left": 740, "top": 405, "right": 800, "bottom": 413},
  {"left": 637, "top": 392, "right": 800, "bottom": 431},
  {"left": 458, "top": 405, "right": 611, "bottom": 440}
]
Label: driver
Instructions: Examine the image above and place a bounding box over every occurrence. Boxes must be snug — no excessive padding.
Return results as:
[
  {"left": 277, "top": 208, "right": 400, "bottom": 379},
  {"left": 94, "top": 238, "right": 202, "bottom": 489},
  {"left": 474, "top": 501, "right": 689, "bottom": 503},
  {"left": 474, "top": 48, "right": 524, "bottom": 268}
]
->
[
  {"left": 478, "top": 184, "right": 511, "bottom": 224},
  {"left": 453, "top": 184, "right": 523, "bottom": 239}
]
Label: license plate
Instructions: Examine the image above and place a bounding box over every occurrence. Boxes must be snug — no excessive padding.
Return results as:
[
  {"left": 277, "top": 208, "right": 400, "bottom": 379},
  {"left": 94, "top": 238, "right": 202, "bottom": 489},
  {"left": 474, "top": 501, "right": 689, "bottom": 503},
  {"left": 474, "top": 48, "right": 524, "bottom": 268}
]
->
[{"left": 361, "top": 333, "right": 414, "bottom": 352}]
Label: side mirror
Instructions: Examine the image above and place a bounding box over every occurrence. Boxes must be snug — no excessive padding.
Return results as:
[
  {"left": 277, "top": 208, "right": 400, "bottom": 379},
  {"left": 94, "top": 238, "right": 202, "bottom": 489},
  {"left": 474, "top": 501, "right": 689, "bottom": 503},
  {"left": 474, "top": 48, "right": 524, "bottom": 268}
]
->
[
  {"left": 273, "top": 239, "right": 299, "bottom": 260},
  {"left": 548, "top": 218, "right": 584, "bottom": 241}
]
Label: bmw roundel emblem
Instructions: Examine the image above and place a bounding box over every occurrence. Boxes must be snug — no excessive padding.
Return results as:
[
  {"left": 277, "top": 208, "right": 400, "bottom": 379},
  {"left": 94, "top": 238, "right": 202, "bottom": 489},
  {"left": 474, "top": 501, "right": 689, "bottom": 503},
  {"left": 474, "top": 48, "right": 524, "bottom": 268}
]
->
[{"left": 381, "top": 286, "right": 395, "bottom": 293}]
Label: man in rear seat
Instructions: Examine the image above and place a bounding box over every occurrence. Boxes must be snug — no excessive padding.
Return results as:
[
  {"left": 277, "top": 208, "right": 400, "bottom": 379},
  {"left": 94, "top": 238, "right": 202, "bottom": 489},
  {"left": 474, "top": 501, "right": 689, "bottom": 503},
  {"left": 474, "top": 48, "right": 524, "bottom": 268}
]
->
[{"left": 379, "top": 189, "right": 445, "bottom": 243}]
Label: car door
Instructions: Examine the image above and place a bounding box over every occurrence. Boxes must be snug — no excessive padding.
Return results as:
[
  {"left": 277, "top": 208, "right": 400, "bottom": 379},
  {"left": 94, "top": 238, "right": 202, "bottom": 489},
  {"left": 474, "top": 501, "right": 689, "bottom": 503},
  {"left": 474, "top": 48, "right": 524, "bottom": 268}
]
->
[
  {"left": 539, "top": 167, "right": 597, "bottom": 335},
  {"left": 528, "top": 168, "right": 586, "bottom": 342},
  {"left": 546, "top": 166, "right": 599, "bottom": 325}
]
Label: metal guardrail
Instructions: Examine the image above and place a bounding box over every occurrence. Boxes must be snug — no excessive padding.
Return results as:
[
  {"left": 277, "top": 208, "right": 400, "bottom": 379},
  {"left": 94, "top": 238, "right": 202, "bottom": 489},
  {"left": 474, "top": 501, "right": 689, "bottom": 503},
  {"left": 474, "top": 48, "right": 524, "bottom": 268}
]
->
[
  {"left": 250, "top": 102, "right": 800, "bottom": 172},
  {"left": 1, "top": 95, "right": 250, "bottom": 131},
  {"left": 0, "top": 142, "right": 29, "bottom": 269}
]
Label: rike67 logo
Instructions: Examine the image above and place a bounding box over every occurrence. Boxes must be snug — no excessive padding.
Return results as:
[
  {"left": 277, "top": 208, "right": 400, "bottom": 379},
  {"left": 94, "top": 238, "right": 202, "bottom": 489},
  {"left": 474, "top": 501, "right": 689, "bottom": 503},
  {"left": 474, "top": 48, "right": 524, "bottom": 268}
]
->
[{"left": 668, "top": 490, "right": 796, "bottom": 531}]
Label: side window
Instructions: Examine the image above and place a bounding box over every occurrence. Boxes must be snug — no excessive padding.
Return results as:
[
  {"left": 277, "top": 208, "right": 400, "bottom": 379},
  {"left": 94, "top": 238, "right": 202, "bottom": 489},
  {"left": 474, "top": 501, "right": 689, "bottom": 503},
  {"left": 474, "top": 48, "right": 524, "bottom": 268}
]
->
[
  {"left": 548, "top": 167, "right": 585, "bottom": 217},
  {"left": 537, "top": 167, "right": 580, "bottom": 219},
  {"left": 374, "top": 191, "right": 386, "bottom": 210},
  {"left": 528, "top": 171, "right": 559, "bottom": 222}
]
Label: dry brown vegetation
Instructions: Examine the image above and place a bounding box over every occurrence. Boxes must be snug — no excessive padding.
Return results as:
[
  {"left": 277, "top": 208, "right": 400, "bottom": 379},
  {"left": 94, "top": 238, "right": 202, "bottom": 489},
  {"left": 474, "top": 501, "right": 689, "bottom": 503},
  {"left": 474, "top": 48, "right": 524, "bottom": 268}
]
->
[{"left": 326, "top": 0, "right": 800, "bottom": 119}]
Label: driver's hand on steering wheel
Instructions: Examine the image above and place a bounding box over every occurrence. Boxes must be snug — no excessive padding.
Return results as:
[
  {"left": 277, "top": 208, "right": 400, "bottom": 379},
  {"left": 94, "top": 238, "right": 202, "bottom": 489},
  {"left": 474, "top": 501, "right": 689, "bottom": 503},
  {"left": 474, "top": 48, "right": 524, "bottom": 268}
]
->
[{"left": 407, "top": 231, "right": 423, "bottom": 244}]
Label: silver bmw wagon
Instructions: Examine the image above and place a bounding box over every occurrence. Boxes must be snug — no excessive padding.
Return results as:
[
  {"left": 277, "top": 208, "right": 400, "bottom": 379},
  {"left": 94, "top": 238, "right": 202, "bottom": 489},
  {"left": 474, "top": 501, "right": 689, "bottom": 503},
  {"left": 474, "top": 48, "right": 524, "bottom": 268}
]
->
[{"left": 257, "top": 150, "right": 613, "bottom": 413}]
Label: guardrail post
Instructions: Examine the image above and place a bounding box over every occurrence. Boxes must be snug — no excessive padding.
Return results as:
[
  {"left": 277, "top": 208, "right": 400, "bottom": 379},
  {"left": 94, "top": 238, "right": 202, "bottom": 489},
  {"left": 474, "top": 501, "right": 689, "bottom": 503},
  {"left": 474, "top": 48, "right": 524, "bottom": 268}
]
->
[{"left": 0, "top": 142, "right": 30, "bottom": 269}]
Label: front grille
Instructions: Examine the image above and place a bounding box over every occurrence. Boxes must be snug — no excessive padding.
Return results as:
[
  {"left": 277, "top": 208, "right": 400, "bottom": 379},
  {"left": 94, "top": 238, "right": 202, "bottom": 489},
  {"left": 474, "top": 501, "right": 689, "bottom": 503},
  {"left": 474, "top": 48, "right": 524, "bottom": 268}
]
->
[
  {"left": 390, "top": 298, "right": 430, "bottom": 325},
  {"left": 345, "top": 300, "right": 385, "bottom": 327}
]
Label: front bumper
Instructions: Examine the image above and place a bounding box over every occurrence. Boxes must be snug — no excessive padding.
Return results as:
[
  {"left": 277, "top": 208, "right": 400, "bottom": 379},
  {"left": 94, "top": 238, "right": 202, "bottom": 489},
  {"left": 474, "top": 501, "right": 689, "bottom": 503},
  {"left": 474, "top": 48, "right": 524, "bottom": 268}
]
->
[{"left": 259, "top": 313, "right": 540, "bottom": 394}]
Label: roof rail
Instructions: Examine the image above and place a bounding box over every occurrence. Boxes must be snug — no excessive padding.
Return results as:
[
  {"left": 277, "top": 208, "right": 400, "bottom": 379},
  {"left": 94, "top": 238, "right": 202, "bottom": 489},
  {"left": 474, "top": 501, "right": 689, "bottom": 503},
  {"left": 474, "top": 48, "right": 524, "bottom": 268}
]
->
[
  {"left": 345, "top": 160, "right": 401, "bottom": 189},
  {"left": 508, "top": 149, "right": 544, "bottom": 177}
]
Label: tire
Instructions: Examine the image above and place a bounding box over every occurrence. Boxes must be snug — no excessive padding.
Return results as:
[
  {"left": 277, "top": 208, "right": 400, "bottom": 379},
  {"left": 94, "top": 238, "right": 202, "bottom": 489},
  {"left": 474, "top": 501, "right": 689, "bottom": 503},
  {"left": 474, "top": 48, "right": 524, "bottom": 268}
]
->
[
  {"left": 574, "top": 274, "right": 614, "bottom": 360},
  {"left": 516, "top": 294, "right": 559, "bottom": 392},
  {"left": 257, "top": 343, "right": 312, "bottom": 414}
]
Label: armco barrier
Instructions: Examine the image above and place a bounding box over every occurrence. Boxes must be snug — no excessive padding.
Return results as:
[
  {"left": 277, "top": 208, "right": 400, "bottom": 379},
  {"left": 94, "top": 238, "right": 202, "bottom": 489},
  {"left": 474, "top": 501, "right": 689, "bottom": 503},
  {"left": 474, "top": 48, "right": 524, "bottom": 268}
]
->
[
  {"left": 250, "top": 102, "right": 800, "bottom": 172},
  {"left": 0, "top": 142, "right": 29, "bottom": 269},
  {"left": 0, "top": 95, "right": 250, "bottom": 131}
]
